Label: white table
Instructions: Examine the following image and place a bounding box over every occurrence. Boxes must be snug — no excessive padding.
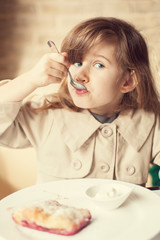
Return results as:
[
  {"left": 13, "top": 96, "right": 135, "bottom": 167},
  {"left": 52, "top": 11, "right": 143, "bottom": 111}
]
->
[{"left": 151, "top": 190, "right": 160, "bottom": 240}]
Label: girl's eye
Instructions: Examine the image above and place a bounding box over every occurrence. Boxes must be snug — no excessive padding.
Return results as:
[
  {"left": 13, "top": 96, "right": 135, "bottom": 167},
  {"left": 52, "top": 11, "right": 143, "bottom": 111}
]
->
[
  {"left": 74, "top": 62, "right": 82, "bottom": 67},
  {"left": 94, "top": 63, "right": 105, "bottom": 69}
]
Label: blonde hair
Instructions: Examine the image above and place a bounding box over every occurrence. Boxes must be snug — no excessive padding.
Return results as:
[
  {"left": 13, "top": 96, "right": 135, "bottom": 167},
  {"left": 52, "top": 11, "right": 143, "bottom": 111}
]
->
[{"left": 36, "top": 17, "right": 160, "bottom": 114}]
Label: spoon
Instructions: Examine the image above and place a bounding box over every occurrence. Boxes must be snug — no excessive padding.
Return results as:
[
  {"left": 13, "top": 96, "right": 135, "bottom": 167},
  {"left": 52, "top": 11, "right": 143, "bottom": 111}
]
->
[{"left": 47, "top": 40, "right": 87, "bottom": 90}]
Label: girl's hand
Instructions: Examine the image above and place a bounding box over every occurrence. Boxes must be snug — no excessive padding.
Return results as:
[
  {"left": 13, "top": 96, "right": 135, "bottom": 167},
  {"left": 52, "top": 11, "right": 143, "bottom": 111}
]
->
[{"left": 28, "top": 52, "right": 69, "bottom": 88}]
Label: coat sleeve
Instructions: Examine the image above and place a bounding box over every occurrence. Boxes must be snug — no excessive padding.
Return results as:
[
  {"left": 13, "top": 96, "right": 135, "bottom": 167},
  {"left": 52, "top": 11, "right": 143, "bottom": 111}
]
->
[
  {"left": 0, "top": 101, "right": 32, "bottom": 148},
  {"left": 0, "top": 97, "right": 55, "bottom": 149}
]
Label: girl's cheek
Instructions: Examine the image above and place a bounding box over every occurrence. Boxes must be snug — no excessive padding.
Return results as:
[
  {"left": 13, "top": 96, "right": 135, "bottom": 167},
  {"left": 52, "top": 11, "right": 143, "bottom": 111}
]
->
[{"left": 67, "top": 79, "right": 72, "bottom": 93}]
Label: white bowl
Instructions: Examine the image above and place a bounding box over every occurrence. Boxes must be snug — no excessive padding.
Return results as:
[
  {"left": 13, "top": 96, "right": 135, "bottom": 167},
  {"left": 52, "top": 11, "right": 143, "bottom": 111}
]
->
[{"left": 85, "top": 181, "right": 134, "bottom": 210}]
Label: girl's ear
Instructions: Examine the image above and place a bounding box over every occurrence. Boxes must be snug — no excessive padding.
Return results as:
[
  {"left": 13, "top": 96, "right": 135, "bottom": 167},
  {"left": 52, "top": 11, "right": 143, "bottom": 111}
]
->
[{"left": 120, "top": 70, "right": 138, "bottom": 93}]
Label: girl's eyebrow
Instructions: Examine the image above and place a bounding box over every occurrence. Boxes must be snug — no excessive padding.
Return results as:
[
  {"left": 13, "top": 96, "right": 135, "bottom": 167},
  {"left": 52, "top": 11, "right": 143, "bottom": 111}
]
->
[{"left": 93, "top": 54, "right": 112, "bottom": 64}]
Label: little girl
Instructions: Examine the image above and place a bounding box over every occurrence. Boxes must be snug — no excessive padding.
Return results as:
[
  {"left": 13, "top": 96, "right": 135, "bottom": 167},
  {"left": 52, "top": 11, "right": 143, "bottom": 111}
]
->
[{"left": 0, "top": 17, "right": 160, "bottom": 186}]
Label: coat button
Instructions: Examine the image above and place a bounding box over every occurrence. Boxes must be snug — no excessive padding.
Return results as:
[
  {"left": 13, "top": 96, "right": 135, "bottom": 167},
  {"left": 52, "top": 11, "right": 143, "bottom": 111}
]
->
[
  {"left": 101, "top": 126, "right": 113, "bottom": 138},
  {"left": 72, "top": 160, "right": 82, "bottom": 170},
  {"left": 100, "top": 162, "right": 110, "bottom": 172},
  {"left": 126, "top": 165, "right": 136, "bottom": 175}
]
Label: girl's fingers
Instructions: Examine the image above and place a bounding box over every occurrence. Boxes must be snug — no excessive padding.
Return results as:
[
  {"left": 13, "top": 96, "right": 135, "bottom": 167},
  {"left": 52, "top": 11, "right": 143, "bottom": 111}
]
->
[
  {"left": 47, "top": 67, "right": 67, "bottom": 80},
  {"left": 30, "top": 52, "right": 69, "bottom": 87},
  {"left": 47, "top": 53, "right": 69, "bottom": 69},
  {"left": 49, "top": 60, "right": 68, "bottom": 74},
  {"left": 47, "top": 75, "right": 62, "bottom": 84}
]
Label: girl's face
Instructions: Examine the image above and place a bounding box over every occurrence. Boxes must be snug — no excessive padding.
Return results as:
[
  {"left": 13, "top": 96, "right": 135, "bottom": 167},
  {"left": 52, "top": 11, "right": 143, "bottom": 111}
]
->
[{"left": 67, "top": 41, "right": 127, "bottom": 116}]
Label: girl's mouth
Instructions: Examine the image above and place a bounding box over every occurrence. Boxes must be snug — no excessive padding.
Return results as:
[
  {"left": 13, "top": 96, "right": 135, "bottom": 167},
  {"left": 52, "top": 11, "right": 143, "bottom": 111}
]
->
[{"left": 75, "top": 89, "right": 88, "bottom": 95}]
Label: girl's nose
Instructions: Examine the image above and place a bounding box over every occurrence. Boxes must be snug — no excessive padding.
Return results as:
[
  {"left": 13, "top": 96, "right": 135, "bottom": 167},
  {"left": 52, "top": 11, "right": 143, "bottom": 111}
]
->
[
  {"left": 75, "top": 76, "right": 89, "bottom": 84},
  {"left": 74, "top": 68, "right": 89, "bottom": 84}
]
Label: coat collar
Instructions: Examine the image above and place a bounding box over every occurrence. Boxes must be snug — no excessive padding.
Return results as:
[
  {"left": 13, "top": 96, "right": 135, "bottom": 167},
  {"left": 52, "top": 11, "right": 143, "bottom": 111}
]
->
[
  {"left": 53, "top": 108, "right": 155, "bottom": 152},
  {"left": 53, "top": 109, "right": 101, "bottom": 151},
  {"left": 115, "top": 109, "right": 155, "bottom": 151}
]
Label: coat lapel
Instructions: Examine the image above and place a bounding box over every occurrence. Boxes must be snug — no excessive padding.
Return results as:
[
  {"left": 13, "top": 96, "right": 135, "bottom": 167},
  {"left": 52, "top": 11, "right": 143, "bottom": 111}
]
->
[
  {"left": 53, "top": 109, "right": 101, "bottom": 151},
  {"left": 115, "top": 109, "right": 155, "bottom": 151}
]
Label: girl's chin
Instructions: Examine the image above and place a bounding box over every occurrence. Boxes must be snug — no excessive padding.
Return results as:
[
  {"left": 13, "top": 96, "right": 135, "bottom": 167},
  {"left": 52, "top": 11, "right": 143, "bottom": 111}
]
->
[
  {"left": 72, "top": 100, "right": 89, "bottom": 109},
  {"left": 74, "top": 103, "right": 89, "bottom": 109}
]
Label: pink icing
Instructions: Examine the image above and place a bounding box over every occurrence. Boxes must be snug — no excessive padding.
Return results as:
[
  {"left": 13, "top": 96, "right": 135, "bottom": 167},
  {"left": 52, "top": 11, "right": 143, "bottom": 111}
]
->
[{"left": 12, "top": 213, "right": 91, "bottom": 236}]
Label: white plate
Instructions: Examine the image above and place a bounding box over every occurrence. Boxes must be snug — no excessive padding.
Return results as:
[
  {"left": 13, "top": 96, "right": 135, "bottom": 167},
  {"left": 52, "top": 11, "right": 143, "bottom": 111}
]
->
[{"left": 0, "top": 179, "right": 160, "bottom": 240}]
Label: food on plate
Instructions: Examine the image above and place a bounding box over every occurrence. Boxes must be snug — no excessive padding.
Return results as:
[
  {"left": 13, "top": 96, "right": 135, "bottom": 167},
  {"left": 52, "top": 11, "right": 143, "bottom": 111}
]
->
[
  {"left": 12, "top": 200, "right": 91, "bottom": 236},
  {"left": 93, "top": 187, "right": 120, "bottom": 200},
  {"left": 85, "top": 183, "right": 134, "bottom": 210}
]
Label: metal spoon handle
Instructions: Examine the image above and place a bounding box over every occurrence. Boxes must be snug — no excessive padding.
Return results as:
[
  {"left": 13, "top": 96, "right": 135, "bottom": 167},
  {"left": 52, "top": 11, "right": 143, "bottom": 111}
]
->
[{"left": 47, "top": 40, "right": 59, "bottom": 53}]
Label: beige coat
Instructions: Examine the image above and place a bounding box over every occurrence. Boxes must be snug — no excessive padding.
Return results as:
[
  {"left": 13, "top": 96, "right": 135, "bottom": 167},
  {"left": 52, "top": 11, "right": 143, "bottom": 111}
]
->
[{"left": 0, "top": 100, "right": 160, "bottom": 185}]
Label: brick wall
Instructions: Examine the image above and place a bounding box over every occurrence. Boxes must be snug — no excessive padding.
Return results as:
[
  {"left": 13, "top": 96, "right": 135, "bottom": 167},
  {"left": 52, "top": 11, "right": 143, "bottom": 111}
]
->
[{"left": 0, "top": 0, "right": 160, "bottom": 86}]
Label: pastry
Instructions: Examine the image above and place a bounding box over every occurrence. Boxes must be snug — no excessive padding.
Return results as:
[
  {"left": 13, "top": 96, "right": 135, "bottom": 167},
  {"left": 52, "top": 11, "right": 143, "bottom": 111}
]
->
[{"left": 12, "top": 200, "right": 91, "bottom": 236}]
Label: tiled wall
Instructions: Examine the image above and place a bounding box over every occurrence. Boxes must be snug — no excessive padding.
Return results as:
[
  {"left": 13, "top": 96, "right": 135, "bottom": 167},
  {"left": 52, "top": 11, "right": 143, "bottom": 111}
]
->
[{"left": 0, "top": 0, "right": 160, "bottom": 89}]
